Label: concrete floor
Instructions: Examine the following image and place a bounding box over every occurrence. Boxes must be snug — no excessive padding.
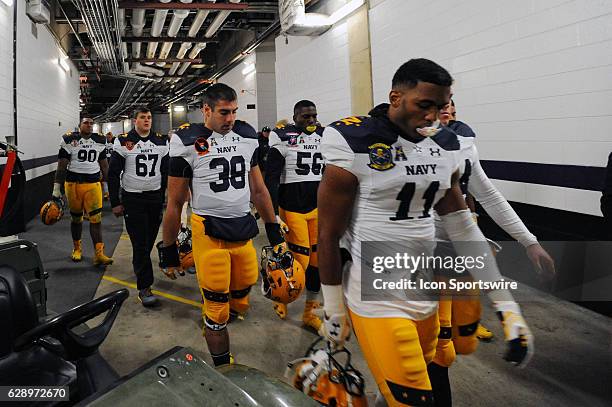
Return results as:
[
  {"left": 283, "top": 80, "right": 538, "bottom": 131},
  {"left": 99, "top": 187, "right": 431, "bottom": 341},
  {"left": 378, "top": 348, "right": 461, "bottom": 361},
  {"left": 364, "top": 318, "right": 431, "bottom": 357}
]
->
[{"left": 95, "top": 220, "right": 611, "bottom": 407}]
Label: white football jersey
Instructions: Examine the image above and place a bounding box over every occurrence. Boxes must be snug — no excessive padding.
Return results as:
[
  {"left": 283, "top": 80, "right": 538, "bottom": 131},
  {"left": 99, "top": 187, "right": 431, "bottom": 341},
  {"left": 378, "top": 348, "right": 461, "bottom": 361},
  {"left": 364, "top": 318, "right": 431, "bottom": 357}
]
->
[
  {"left": 322, "top": 109, "right": 460, "bottom": 320},
  {"left": 170, "top": 122, "right": 258, "bottom": 218},
  {"left": 106, "top": 140, "right": 114, "bottom": 157},
  {"left": 268, "top": 124, "right": 324, "bottom": 184},
  {"left": 59, "top": 132, "right": 107, "bottom": 175},
  {"left": 435, "top": 122, "right": 538, "bottom": 246},
  {"left": 113, "top": 130, "right": 169, "bottom": 193}
]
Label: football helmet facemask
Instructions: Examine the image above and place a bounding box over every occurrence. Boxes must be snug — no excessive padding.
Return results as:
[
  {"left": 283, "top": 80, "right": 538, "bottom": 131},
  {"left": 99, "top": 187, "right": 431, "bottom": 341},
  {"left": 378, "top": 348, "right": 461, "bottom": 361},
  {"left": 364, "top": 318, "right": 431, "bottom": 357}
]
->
[
  {"left": 287, "top": 338, "right": 367, "bottom": 407},
  {"left": 177, "top": 226, "right": 194, "bottom": 273},
  {"left": 260, "top": 245, "right": 305, "bottom": 304}
]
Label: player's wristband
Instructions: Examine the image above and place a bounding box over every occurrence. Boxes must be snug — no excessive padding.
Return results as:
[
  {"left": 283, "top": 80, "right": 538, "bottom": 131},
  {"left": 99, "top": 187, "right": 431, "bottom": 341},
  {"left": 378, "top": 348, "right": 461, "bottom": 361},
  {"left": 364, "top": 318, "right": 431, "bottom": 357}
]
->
[
  {"left": 52, "top": 183, "right": 62, "bottom": 198},
  {"left": 156, "top": 241, "right": 180, "bottom": 268},
  {"left": 321, "top": 284, "right": 345, "bottom": 316},
  {"left": 265, "top": 223, "right": 284, "bottom": 246}
]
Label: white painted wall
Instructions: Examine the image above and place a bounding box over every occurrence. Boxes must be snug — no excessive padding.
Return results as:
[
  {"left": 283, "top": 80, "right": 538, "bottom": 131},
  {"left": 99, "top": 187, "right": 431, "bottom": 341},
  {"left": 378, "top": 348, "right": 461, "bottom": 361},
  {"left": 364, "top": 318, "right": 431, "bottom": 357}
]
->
[
  {"left": 153, "top": 113, "right": 171, "bottom": 134},
  {"left": 187, "top": 109, "right": 202, "bottom": 124},
  {"left": 368, "top": 0, "right": 612, "bottom": 216},
  {"left": 10, "top": 4, "right": 80, "bottom": 181},
  {"left": 0, "top": 3, "right": 13, "bottom": 144},
  {"left": 275, "top": 21, "right": 351, "bottom": 126},
  {"left": 218, "top": 53, "right": 258, "bottom": 129},
  {"left": 101, "top": 121, "right": 125, "bottom": 136},
  {"left": 256, "top": 49, "right": 277, "bottom": 130}
]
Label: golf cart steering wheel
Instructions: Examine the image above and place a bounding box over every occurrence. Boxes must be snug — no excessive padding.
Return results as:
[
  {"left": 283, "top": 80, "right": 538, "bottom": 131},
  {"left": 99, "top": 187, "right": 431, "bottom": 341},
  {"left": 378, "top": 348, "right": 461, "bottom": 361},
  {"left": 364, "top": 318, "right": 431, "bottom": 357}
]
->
[{"left": 14, "top": 289, "right": 129, "bottom": 360}]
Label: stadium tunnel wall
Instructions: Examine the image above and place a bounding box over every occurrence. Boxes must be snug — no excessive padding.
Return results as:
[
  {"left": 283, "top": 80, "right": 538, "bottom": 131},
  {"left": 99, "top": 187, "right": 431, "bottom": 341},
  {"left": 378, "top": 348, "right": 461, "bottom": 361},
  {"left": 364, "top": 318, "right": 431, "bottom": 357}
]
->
[
  {"left": 275, "top": 18, "right": 352, "bottom": 126},
  {"left": 368, "top": 0, "right": 611, "bottom": 240},
  {"left": 275, "top": 0, "right": 609, "bottom": 240},
  {"left": 0, "top": 1, "right": 79, "bottom": 232},
  {"left": 218, "top": 53, "right": 259, "bottom": 130}
]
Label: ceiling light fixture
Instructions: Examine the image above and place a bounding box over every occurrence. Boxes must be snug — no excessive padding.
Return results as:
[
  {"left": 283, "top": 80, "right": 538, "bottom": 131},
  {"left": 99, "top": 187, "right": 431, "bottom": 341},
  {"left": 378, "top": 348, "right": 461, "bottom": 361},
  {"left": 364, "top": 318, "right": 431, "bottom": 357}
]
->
[{"left": 327, "top": 0, "right": 365, "bottom": 25}]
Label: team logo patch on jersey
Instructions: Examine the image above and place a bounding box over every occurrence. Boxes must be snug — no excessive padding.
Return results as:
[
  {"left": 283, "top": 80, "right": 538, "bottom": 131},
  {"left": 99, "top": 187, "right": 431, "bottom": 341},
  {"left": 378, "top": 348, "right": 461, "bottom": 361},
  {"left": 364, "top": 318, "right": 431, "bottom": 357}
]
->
[
  {"left": 287, "top": 133, "right": 299, "bottom": 147},
  {"left": 368, "top": 143, "right": 395, "bottom": 171},
  {"left": 125, "top": 141, "right": 135, "bottom": 151},
  {"left": 194, "top": 137, "right": 209, "bottom": 156},
  {"left": 71, "top": 139, "right": 79, "bottom": 147}
]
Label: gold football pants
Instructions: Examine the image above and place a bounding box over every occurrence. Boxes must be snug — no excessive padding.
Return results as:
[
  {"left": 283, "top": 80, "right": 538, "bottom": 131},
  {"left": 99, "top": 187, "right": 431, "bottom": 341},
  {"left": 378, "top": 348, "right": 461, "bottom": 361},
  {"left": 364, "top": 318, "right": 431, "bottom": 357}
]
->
[
  {"left": 279, "top": 207, "right": 319, "bottom": 292},
  {"left": 64, "top": 181, "right": 103, "bottom": 223},
  {"left": 191, "top": 214, "right": 258, "bottom": 329},
  {"left": 349, "top": 310, "right": 439, "bottom": 406}
]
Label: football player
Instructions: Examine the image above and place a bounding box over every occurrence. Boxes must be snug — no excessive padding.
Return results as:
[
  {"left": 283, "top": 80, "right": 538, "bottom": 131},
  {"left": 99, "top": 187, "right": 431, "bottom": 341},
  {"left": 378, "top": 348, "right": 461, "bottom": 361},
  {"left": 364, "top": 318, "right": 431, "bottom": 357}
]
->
[
  {"left": 52, "top": 117, "right": 113, "bottom": 265},
  {"left": 108, "top": 107, "right": 169, "bottom": 307},
  {"left": 103, "top": 131, "right": 115, "bottom": 200},
  {"left": 428, "top": 100, "right": 555, "bottom": 406},
  {"left": 265, "top": 100, "right": 324, "bottom": 333},
  {"left": 318, "top": 59, "right": 534, "bottom": 406},
  {"left": 429, "top": 100, "right": 555, "bottom": 406},
  {"left": 158, "top": 84, "right": 286, "bottom": 367}
]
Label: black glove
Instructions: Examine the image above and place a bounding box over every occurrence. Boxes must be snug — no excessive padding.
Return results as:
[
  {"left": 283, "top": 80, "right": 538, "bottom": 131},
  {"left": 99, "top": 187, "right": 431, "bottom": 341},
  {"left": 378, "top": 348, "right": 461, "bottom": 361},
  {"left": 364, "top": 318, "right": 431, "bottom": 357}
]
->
[
  {"left": 265, "top": 223, "right": 285, "bottom": 246},
  {"left": 156, "top": 241, "right": 183, "bottom": 279}
]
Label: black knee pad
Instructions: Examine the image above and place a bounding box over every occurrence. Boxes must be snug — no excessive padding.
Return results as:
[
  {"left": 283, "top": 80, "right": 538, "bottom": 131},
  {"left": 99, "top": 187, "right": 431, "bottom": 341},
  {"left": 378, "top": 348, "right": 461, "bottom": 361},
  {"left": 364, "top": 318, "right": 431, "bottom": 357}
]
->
[
  {"left": 230, "top": 286, "right": 251, "bottom": 299},
  {"left": 386, "top": 380, "right": 434, "bottom": 406},
  {"left": 305, "top": 265, "right": 321, "bottom": 293}
]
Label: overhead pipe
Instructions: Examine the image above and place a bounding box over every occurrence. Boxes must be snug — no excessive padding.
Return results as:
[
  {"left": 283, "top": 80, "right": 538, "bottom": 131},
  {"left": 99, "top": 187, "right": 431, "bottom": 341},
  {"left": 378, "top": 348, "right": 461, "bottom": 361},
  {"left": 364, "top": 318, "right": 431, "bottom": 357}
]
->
[
  {"left": 145, "top": 0, "right": 171, "bottom": 64},
  {"left": 75, "top": 0, "right": 121, "bottom": 73},
  {"left": 177, "top": 42, "right": 207, "bottom": 75},
  {"left": 177, "top": 0, "right": 239, "bottom": 76},
  {"left": 168, "top": 42, "right": 192, "bottom": 75},
  {"left": 188, "top": 7, "right": 213, "bottom": 37},
  {"left": 131, "top": 62, "right": 165, "bottom": 77},
  {"left": 157, "top": 7, "right": 191, "bottom": 66},
  {"left": 89, "top": 0, "right": 119, "bottom": 69},
  {"left": 170, "top": 1, "right": 215, "bottom": 75},
  {"left": 118, "top": 8, "right": 126, "bottom": 36},
  {"left": 130, "top": 0, "right": 146, "bottom": 70}
]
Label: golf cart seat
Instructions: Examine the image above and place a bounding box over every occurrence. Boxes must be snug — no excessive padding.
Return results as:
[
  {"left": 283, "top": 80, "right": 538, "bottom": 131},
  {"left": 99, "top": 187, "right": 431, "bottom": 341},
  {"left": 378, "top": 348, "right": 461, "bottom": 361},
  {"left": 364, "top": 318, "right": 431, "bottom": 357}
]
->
[{"left": 0, "top": 265, "right": 128, "bottom": 403}]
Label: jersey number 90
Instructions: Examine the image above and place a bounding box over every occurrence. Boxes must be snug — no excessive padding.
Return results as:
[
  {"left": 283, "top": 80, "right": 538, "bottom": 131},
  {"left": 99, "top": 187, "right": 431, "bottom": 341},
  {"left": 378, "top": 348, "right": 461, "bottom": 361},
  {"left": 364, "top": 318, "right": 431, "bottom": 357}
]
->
[{"left": 77, "top": 149, "right": 97, "bottom": 162}]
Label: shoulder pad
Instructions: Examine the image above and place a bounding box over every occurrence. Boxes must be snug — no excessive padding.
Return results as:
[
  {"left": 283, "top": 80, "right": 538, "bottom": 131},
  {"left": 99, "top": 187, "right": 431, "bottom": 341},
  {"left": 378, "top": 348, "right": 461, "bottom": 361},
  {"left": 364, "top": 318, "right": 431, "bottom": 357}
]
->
[
  {"left": 329, "top": 116, "right": 396, "bottom": 153},
  {"left": 91, "top": 133, "right": 106, "bottom": 144},
  {"left": 331, "top": 116, "right": 369, "bottom": 128},
  {"left": 272, "top": 124, "right": 301, "bottom": 141},
  {"left": 431, "top": 127, "right": 460, "bottom": 151},
  {"left": 62, "top": 132, "right": 78, "bottom": 143},
  {"left": 315, "top": 126, "right": 325, "bottom": 136},
  {"left": 118, "top": 131, "right": 139, "bottom": 146},
  {"left": 233, "top": 120, "right": 257, "bottom": 139},
  {"left": 174, "top": 123, "right": 211, "bottom": 146},
  {"left": 448, "top": 121, "right": 476, "bottom": 138},
  {"left": 150, "top": 131, "right": 168, "bottom": 145}
]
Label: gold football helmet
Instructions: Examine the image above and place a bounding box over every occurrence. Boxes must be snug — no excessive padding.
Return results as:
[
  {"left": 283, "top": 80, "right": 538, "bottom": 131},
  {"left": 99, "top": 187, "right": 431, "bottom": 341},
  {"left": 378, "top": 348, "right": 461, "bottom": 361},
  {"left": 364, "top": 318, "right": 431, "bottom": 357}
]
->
[
  {"left": 177, "top": 226, "right": 193, "bottom": 274},
  {"left": 260, "top": 245, "right": 305, "bottom": 304},
  {"left": 40, "top": 197, "right": 64, "bottom": 226},
  {"left": 287, "top": 338, "right": 367, "bottom": 407}
]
